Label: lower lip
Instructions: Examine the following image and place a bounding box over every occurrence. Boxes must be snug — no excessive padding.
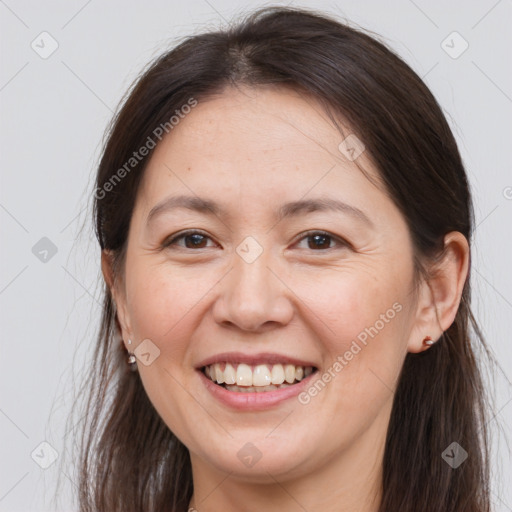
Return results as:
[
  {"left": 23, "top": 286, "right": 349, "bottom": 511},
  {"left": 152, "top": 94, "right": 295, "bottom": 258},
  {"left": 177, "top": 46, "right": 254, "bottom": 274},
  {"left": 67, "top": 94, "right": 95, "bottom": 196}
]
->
[{"left": 198, "top": 370, "right": 316, "bottom": 411}]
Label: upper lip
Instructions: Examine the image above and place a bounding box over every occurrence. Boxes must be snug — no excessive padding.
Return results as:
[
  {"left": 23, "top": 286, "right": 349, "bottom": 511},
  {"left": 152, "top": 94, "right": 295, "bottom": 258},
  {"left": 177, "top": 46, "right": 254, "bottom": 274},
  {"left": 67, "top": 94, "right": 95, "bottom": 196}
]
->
[{"left": 195, "top": 352, "right": 318, "bottom": 369}]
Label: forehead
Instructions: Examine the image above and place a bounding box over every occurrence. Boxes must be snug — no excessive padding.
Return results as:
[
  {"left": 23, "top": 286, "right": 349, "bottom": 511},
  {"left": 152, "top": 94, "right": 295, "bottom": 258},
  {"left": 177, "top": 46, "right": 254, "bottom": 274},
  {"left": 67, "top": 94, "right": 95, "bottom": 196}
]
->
[
  {"left": 157, "top": 85, "right": 353, "bottom": 158},
  {"left": 135, "top": 85, "right": 386, "bottom": 218}
]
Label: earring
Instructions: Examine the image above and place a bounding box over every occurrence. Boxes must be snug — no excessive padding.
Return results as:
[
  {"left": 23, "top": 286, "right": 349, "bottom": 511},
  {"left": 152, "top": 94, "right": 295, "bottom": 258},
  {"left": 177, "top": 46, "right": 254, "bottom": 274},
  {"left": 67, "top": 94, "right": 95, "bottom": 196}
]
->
[
  {"left": 127, "top": 351, "right": 138, "bottom": 371},
  {"left": 423, "top": 335, "right": 435, "bottom": 346},
  {"left": 125, "top": 339, "right": 137, "bottom": 371}
]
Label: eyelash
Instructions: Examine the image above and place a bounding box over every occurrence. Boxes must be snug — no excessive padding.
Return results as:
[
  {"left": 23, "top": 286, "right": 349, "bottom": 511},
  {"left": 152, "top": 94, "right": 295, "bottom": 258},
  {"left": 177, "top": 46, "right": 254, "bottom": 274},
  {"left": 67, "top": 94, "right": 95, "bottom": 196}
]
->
[{"left": 162, "top": 229, "right": 350, "bottom": 252}]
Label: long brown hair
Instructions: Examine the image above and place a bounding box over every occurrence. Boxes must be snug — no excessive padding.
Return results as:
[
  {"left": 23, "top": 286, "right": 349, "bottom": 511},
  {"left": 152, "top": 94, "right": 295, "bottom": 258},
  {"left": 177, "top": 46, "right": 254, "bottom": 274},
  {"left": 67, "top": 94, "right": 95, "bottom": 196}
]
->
[{"left": 63, "top": 6, "right": 503, "bottom": 511}]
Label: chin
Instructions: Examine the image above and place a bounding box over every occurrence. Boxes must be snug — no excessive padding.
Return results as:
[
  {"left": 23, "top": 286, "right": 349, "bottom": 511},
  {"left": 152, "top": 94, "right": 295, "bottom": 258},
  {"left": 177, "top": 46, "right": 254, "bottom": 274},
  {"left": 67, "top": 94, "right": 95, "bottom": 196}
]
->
[{"left": 193, "top": 433, "right": 320, "bottom": 482}]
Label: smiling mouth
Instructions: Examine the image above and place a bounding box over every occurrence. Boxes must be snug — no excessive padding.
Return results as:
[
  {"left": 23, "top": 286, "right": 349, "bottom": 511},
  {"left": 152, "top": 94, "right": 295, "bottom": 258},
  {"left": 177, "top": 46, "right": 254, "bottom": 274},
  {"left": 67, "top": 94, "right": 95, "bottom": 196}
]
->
[{"left": 202, "top": 362, "right": 317, "bottom": 392}]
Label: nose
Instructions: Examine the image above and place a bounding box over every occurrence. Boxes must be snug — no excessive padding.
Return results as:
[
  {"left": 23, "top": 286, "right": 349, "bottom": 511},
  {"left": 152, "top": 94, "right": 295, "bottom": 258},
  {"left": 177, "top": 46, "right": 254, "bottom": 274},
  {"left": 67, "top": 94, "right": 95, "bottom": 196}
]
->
[{"left": 212, "top": 247, "right": 294, "bottom": 333}]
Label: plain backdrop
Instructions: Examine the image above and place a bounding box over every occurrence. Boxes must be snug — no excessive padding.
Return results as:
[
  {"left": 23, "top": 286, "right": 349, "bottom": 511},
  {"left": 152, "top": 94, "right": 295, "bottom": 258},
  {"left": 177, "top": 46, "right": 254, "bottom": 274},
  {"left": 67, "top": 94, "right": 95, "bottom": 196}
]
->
[{"left": 0, "top": 1, "right": 511, "bottom": 510}]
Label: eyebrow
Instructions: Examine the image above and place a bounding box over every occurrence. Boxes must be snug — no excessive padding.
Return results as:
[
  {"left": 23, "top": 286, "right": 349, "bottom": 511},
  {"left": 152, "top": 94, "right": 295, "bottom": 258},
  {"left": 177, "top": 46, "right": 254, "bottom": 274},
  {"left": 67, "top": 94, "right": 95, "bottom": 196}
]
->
[{"left": 146, "top": 194, "right": 374, "bottom": 228}]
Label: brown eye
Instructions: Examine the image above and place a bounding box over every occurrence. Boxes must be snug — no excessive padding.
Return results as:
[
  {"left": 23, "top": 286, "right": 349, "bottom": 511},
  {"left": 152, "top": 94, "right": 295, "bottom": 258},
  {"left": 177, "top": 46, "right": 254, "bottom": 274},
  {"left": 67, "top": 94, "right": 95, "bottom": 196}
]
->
[
  {"left": 295, "top": 231, "right": 348, "bottom": 251},
  {"left": 182, "top": 233, "right": 208, "bottom": 248},
  {"left": 307, "top": 233, "right": 332, "bottom": 250},
  {"left": 163, "top": 230, "right": 215, "bottom": 249}
]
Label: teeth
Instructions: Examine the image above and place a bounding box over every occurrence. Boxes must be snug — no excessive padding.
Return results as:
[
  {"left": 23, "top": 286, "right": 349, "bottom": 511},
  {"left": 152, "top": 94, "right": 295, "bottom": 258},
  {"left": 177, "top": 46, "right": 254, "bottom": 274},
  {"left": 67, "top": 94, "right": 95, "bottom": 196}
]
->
[
  {"left": 226, "top": 383, "right": 284, "bottom": 392},
  {"left": 236, "top": 363, "right": 252, "bottom": 386},
  {"left": 204, "top": 362, "right": 315, "bottom": 389},
  {"left": 223, "top": 363, "right": 236, "bottom": 385},
  {"left": 284, "top": 364, "right": 296, "bottom": 384},
  {"left": 214, "top": 363, "right": 224, "bottom": 384},
  {"left": 271, "top": 364, "right": 285, "bottom": 385},
  {"left": 252, "top": 365, "right": 272, "bottom": 386}
]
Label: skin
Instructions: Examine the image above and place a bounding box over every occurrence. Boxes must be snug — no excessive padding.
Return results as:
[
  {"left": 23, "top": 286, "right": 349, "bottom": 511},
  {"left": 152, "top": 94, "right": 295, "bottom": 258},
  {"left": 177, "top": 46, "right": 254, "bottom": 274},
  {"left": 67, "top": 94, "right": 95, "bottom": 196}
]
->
[{"left": 102, "top": 85, "right": 469, "bottom": 512}]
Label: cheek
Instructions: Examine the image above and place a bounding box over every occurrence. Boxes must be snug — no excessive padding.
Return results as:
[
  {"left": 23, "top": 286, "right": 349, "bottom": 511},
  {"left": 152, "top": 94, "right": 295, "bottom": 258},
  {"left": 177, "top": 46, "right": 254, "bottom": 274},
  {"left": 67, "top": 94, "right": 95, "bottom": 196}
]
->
[
  {"left": 126, "top": 261, "right": 216, "bottom": 344},
  {"left": 295, "top": 268, "right": 409, "bottom": 410},
  {"left": 125, "top": 263, "right": 212, "bottom": 444},
  {"left": 297, "top": 267, "right": 406, "bottom": 349}
]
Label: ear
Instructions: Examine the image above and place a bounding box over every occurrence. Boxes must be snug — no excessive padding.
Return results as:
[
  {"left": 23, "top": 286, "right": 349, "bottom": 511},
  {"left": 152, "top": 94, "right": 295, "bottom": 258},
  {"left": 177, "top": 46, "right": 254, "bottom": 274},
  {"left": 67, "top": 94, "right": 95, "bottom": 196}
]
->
[
  {"left": 101, "top": 250, "right": 134, "bottom": 349},
  {"left": 407, "top": 231, "right": 469, "bottom": 353}
]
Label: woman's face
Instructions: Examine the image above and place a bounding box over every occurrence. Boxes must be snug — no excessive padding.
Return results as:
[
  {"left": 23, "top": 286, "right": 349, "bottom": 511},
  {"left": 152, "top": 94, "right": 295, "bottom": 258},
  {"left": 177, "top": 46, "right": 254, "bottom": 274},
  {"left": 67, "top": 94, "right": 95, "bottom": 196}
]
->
[{"left": 112, "top": 86, "right": 425, "bottom": 483}]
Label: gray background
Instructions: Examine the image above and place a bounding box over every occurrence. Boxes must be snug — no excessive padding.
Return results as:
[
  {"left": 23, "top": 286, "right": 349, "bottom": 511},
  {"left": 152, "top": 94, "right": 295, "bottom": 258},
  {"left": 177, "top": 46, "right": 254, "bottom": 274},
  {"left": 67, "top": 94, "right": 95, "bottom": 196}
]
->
[{"left": 0, "top": 0, "right": 511, "bottom": 510}]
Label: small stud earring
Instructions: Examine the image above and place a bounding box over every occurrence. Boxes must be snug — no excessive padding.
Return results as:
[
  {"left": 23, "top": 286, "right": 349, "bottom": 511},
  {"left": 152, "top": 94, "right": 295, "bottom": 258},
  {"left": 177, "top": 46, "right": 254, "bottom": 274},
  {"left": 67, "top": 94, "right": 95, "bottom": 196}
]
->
[
  {"left": 127, "top": 352, "right": 138, "bottom": 371},
  {"left": 423, "top": 335, "right": 435, "bottom": 346},
  {"left": 124, "top": 339, "right": 137, "bottom": 371}
]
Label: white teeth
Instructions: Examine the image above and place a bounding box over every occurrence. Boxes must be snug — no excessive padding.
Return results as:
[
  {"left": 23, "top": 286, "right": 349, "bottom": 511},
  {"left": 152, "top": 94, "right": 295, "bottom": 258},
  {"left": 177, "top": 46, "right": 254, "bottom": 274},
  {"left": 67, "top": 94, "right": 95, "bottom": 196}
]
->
[
  {"left": 214, "top": 363, "right": 224, "bottom": 384},
  {"left": 204, "top": 362, "right": 315, "bottom": 390},
  {"left": 236, "top": 363, "right": 253, "bottom": 386},
  {"left": 223, "top": 363, "right": 236, "bottom": 385},
  {"left": 252, "top": 365, "right": 272, "bottom": 386},
  {"left": 284, "top": 364, "right": 296, "bottom": 384},
  {"left": 225, "top": 383, "right": 284, "bottom": 392},
  {"left": 271, "top": 364, "right": 285, "bottom": 385}
]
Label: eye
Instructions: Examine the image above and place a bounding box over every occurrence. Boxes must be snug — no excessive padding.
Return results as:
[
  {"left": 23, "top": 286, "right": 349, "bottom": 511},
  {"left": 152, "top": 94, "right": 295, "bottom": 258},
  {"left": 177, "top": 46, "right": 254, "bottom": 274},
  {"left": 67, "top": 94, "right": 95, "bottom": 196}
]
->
[
  {"left": 162, "top": 230, "right": 217, "bottom": 250},
  {"left": 294, "top": 230, "right": 349, "bottom": 251},
  {"left": 162, "top": 229, "right": 350, "bottom": 251}
]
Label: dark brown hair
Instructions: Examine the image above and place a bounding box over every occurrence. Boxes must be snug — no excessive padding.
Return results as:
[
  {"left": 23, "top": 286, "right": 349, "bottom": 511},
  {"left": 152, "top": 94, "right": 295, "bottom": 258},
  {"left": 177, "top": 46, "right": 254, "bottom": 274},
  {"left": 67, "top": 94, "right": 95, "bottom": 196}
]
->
[{"left": 64, "top": 6, "right": 502, "bottom": 511}]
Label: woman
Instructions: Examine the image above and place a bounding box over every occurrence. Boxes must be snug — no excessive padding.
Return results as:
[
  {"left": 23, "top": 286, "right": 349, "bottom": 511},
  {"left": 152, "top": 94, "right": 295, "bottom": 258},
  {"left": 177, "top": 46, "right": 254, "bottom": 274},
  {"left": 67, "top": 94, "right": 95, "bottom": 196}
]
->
[{"left": 71, "top": 6, "right": 496, "bottom": 511}]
